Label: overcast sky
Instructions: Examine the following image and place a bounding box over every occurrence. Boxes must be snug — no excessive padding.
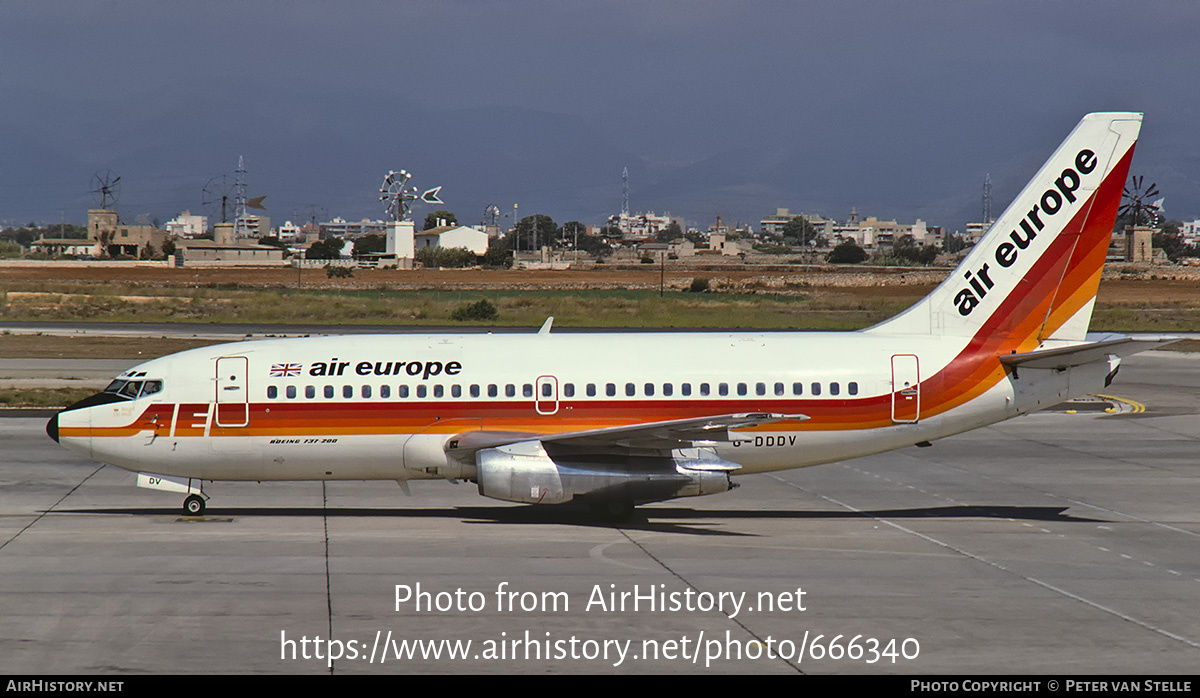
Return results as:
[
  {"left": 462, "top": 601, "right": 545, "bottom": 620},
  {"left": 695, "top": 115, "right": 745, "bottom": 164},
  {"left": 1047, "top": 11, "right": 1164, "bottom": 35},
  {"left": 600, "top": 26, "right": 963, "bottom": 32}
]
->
[{"left": 2, "top": 1, "right": 1197, "bottom": 232}]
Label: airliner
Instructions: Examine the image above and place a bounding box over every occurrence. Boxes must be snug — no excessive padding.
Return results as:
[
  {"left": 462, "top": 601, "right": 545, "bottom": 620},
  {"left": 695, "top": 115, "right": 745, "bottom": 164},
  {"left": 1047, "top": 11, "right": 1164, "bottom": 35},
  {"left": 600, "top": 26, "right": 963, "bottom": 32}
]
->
[{"left": 47, "top": 112, "right": 1170, "bottom": 519}]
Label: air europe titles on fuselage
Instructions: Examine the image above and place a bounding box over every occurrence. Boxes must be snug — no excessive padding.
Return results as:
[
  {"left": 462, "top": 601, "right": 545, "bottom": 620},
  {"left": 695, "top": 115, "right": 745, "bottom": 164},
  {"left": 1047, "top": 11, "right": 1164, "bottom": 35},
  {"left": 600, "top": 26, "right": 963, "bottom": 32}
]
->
[{"left": 288, "top": 359, "right": 463, "bottom": 380}]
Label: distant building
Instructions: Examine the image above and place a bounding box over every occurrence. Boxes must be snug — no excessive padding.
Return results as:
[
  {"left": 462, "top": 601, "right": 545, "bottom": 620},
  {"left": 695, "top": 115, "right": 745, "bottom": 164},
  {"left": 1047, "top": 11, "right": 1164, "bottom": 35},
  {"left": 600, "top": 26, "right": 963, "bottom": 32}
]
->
[
  {"left": 319, "top": 217, "right": 389, "bottom": 239},
  {"left": 758, "top": 208, "right": 835, "bottom": 241},
  {"left": 88, "top": 209, "right": 167, "bottom": 258},
  {"left": 606, "top": 211, "right": 681, "bottom": 239},
  {"left": 165, "top": 211, "right": 207, "bottom": 238},
  {"left": 236, "top": 214, "right": 271, "bottom": 240},
  {"left": 414, "top": 225, "right": 489, "bottom": 255},
  {"left": 964, "top": 221, "right": 994, "bottom": 246},
  {"left": 276, "top": 221, "right": 303, "bottom": 242},
  {"left": 30, "top": 238, "right": 102, "bottom": 257},
  {"left": 707, "top": 233, "right": 755, "bottom": 256},
  {"left": 1180, "top": 219, "right": 1200, "bottom": 246},
  {"left": 174, "top": 240, "right": 287, "bottom": 267}
]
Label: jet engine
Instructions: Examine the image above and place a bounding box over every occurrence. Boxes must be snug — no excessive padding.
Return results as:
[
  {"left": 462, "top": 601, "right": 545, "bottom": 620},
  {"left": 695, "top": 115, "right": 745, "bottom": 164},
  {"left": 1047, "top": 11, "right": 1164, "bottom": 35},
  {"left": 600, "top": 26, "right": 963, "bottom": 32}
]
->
[{"left": 475, "top": 440, "right": 738, "bottom": 505}]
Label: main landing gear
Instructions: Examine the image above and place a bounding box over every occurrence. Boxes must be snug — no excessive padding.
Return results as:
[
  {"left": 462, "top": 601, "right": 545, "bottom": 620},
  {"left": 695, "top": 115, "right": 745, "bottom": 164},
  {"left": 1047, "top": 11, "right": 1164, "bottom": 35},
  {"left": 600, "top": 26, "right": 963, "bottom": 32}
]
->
[{"left": 183, "top": 494, "right": 207, "bottom": 516}]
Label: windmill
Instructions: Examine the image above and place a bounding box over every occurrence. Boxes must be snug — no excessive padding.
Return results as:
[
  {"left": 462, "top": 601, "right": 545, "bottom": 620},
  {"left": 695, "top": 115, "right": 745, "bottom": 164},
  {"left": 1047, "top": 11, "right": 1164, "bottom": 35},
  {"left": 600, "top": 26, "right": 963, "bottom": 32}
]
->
[
  {"left": 379, "top": 169, "right": 442, "bottom": 222},
  {"left": 1119, "top": 175, "right": 1161, "bottom": 227},
  {"left": 90, "top": 170, "right": 121, "bottom": 210},
  {"left": 202, "top": 175, "right": 235, "bottom": 224}
]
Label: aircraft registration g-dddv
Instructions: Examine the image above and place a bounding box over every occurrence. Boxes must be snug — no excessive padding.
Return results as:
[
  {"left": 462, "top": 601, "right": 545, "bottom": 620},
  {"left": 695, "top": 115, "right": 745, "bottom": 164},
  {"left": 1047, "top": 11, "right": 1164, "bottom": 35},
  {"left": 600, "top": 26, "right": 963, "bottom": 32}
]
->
[{"left": 48, "top": 113, "right": 1170, "bottom": 519}]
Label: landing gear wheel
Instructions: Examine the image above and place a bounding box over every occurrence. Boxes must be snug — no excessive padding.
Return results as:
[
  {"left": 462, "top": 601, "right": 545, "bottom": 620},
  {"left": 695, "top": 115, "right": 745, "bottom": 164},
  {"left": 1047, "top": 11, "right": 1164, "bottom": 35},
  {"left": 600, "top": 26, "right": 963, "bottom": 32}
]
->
[
  {"left": 183, "top": 494, "right": 206, "bottom": 516},
  {"left": 589, "top": 499, "right": 635, "bottom": 523}
]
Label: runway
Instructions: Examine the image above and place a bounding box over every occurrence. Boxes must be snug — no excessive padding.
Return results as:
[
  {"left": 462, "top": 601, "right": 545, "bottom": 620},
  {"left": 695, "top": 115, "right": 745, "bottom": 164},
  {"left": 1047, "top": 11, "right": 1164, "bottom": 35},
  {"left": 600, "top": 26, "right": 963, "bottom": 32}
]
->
[{"left": 1, "top": 351, "right": 1197, "bottom": 674}]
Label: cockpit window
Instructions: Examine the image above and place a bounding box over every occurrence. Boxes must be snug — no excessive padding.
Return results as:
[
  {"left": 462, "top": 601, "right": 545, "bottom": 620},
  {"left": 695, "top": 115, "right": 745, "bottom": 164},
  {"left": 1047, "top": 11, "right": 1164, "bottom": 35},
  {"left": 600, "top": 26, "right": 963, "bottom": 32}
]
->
[{"left": 102, "top": 378, "right": 162, "bottom": 399}]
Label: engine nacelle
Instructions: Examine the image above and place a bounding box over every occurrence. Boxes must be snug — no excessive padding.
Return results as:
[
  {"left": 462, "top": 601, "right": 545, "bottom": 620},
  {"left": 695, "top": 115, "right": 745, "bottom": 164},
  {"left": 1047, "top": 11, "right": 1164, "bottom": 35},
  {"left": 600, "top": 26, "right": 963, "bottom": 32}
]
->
[{"left": 475, "top": 440, "right": 737, "bottom": 505}]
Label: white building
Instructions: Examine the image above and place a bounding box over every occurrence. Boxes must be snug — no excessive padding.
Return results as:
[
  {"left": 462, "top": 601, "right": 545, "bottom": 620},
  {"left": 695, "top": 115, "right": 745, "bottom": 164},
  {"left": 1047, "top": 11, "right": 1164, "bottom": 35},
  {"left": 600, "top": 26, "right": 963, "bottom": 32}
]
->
[
  {"left": 607, "top": 211, "right": 680, "bottom": 239},
  {"left": 276, "top": 221, "right": 303, "bottom": 242},
  {"left": 165, "top": 211, "right": 208, "bottom": 238},
  {"left": 1180, "top": 219, "right": 1200, "bottom": 246},
  {"left": 414, "top": 225, "right": 489, "bottom": 255}
]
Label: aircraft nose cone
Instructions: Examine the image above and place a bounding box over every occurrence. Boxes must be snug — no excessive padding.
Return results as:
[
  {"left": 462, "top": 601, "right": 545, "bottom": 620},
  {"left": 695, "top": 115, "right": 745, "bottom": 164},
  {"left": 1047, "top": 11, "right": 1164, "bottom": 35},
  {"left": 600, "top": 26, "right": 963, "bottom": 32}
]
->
[{"left": 46, "top": 412, "right": 59, "bottom": 443}]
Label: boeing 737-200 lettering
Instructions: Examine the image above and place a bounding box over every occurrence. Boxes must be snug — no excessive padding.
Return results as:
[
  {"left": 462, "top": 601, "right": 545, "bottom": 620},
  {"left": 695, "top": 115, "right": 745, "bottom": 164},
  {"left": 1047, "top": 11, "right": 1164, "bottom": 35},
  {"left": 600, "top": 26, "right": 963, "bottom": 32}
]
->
[{"left": 47, "top": 113, "right": 1171, "bottom": 519}]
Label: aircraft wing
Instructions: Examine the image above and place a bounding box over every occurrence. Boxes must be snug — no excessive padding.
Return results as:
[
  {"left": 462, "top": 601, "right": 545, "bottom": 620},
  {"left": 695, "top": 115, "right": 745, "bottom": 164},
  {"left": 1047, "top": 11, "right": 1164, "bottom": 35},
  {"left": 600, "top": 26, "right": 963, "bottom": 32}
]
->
[
  {"left": 445, "top": 412, "right": 808, "bottom": 460},
  {"left": 999, "top": 334, "right": 1182, "bottom": 370}
]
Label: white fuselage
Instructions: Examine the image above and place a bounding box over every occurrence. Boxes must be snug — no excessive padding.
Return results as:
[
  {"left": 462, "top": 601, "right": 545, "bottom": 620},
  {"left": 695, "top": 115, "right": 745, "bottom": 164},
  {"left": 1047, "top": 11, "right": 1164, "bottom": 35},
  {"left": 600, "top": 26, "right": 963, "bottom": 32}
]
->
[{"left": 54, "top": 330, "right": 1112, "bottom": 483}]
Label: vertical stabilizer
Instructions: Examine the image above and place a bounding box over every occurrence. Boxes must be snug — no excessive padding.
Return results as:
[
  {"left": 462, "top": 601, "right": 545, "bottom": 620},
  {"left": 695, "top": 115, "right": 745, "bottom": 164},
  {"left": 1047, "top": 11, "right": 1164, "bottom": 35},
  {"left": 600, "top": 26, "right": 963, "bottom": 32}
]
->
[{"left": 866, "top": 113, "right": 1141, "bottom": 345}]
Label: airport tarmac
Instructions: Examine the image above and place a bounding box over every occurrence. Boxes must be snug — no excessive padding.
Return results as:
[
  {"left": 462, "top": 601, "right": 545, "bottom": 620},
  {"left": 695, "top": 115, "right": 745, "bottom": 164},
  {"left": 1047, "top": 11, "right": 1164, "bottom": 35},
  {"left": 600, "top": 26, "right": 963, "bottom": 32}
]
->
[{"left": 1, "top": 351, "right": 1197, "bottom": 675}]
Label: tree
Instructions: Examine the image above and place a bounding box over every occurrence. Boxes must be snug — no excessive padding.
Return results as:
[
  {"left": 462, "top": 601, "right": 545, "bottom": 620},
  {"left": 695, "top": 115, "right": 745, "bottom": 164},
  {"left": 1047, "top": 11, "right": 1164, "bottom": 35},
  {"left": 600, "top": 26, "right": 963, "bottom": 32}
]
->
[
  {"left": 654, "top": 221, "right": 683, "bottom": 243},
  {"left": 558, "top": 221, "right": 588, "bottom": 248},
  {"left": 782, "top": 216, "right": 819, "bottom": 246},
  {"left": 415, "top": 246, "right": 477, "bottom": 268},
  {"left": 892, "top": 234, "right": 939, "bottom": 265},
  {"left": 306, "top": 237, "right": 344, "bottom": 260},
  {"left": 513, "top": 214, "right": 557, "bottom": 251},
  {"left": 423, "top": 210, "right": 457, "bottom": 231},
  {"left": 352, "top": 233, "right": 386, "bottom": 256},
  {"left": 484, "top": 238, "right": 514, "bottom": 268},
  {"left": 827, "top": 240, "right": 868, "bottom": 264}
]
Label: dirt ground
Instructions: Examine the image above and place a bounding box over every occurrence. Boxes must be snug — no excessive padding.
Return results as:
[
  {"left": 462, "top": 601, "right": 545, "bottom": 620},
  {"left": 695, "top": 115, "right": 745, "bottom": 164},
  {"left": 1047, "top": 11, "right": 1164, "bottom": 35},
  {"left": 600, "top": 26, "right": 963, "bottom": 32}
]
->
[{"left": 3, "top": 264, "right": 1199, "bottom": 303}]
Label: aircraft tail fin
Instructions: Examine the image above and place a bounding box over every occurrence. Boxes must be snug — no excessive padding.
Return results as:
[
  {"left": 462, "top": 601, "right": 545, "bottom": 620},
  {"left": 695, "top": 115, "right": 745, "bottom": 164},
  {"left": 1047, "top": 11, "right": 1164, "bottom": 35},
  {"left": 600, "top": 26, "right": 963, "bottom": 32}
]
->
[{"left": 866, "top": 112, "right": 1142, "bottom": 346}]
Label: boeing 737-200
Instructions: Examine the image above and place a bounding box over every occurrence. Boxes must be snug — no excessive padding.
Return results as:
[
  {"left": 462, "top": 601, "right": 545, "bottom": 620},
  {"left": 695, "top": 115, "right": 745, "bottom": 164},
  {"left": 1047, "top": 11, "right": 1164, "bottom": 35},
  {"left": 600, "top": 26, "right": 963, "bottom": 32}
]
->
[{"left": 47, "top": 112, "right": 1170, "bottom": 519}]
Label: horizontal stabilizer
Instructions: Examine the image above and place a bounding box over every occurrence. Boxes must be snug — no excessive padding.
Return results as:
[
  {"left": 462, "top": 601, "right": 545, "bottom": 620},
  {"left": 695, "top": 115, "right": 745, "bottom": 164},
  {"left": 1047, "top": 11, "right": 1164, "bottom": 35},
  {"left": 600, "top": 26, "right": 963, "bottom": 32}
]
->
[{"left": 999, "top": 334, "right": 1181, "bottom": 370}]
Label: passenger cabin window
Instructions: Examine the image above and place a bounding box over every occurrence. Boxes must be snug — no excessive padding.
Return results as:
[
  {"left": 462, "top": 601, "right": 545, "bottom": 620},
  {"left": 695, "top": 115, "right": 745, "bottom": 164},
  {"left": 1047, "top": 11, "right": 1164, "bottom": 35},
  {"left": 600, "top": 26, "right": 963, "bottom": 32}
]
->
[
  {"left": 417, "top": 385, "right": 427, "bottom": 398},
  {"left": 700, "top": 383, "right": 710, "bottom": 396},
  {"left": 325, "top": 385, "right": 334, "bottom": 399},
  {"left": 756, "top": 382, "right": 766, "bottom": 396},
  {"left": 541, "top": 383, "right": 553, "bottom": 398},
  {"left": 774, "top": 382, "right": 785, "bottom": 396},
  {"left": 305, "top": 385, "right": 315, "bottom": 399},
  {"left": 267, "top": 386, "right": 278, "bottom": 399},
  {"left": 487, "top": 384, "right": 497, "bottom": 398},
  {"left": 606, "top": 383, "right": 616, "bottom": 397},
  {"left": 564, "top": 383, "right": 575, "bottom": 398},
  {"left": 625, "top": 383, "right": 635, "bottom": 397},
  {"left": 381, "top": 385, "right": 391, "bottom": 399},
  {"left": 587, "top": 383, "right": 596, "bottom": 397},
  {"left": 451, "top": 385, "right": 462, "bottom": 398},
  {"left": 399, "top": 385, "right": 409, "bottom": 398},
  {"left": 343, "top": 385, "right": 353, "bottom": 399},
  {"left": 849, "top": 382, "right": 859, "bottom": 395},
  {"left": 505, "top": 384, "right": 515, "bottom": 398},
  {"left": 286, "top": 386, "right": 297, "bottom": 399},
  {"left": 470, "top": 385, "right": 480, "bottom": 398},
  {"left": 663, "top": 383, "right": 673, "bottom": 397},
  {"left": 681, "top": 383, "right": 691, "bottom": 396},
  {"left": 718, "top": 383, "right": 729, "bottom": 396},
  {"left": 644, "top": 383, "right": 654, "bottom": 396},
  {"left": 830, "top": 382, "right": 840, "bottom": 396},
  {"left": 362, "top": 385, "right": 372, "bottom": 399},
  {"left": 522, "top": 384, "right": 533, "bottom": 398},
  {"left": 793, "top": 382, "right": 803, "bottom": 395},
  {"left": 811, "top": 382, "right": 821, "bottom": 396},
  {"left": 434, "top": 385, "right": 444, "bottom": 398}
]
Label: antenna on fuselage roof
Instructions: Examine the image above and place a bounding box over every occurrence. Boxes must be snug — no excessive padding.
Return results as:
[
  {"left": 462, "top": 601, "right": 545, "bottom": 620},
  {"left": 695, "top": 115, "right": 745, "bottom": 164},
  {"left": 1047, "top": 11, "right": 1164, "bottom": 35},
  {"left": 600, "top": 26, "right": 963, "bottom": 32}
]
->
[{"left": 538, "top": 317, "right": 554, "bottom": 335}]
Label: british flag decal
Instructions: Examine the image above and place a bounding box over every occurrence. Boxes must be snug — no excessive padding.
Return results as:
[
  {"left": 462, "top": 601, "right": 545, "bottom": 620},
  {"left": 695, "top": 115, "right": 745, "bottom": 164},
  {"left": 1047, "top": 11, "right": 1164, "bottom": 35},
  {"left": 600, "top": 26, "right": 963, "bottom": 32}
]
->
[{"left": 269, "top": 363, "right": 303, "bottom": 377}]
